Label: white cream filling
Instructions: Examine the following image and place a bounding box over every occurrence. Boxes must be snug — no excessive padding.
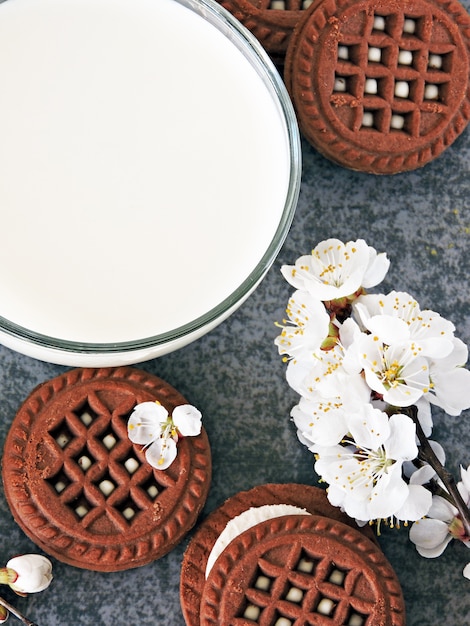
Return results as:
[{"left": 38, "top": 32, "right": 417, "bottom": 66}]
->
[{"left": 205, "top": 504, "right": 310, "bottom": 578}]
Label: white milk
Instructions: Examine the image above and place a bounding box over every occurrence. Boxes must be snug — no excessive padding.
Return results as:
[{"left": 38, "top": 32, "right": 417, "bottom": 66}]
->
[{"left": 0, "top": 0, "right": 295, "bottom": 357}]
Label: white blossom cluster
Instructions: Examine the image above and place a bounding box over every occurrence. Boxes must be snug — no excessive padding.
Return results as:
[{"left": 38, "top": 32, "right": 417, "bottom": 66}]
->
[{"left": 275, "top": 238, "right": 470, "bottom": 577}]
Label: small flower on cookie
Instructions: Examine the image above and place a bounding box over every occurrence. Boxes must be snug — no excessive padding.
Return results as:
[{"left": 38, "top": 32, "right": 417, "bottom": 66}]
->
[{"left": 127, "top": 401, "right": 202, "bottom": 470}]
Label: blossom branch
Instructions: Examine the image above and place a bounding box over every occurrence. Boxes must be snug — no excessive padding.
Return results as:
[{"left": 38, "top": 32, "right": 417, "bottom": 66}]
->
[
  {"left": 0, "top": 596, "right": 38, "bottom": 626},
  {"left": 405, "top": 405, "right": 470, "bottom": 537},
  {"left": 276, "top": 237, "right": 470, "bottom": 577}
]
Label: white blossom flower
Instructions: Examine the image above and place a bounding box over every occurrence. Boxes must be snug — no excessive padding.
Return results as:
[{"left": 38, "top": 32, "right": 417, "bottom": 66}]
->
[
  {"left": 127, "top": 401, "right": 202, "bottom": 470},
  {"left": 409, "top": 495, "right": 460, "bottom": 557},
  {"left": 5, "top": 555, "right": 52, "bottom": 594},
  {"left": 427, "top": 337, "right": 470, "bottom": 416},
  {"left": 291, "top": 358, "right": 371, "bottom": 448},
  {"left": 409, "top": 464, "right": 470, "bottom": 558},
  {"left": 292, "top": 393, "right": 349, "bottom": 448},
  {"left": 350, "top": 333, "right": 431, "bottom": 406},
  {"left": 354, "top": 291, "right": 455, "bottom": 358},
  {"left": 315, "top": 408, "right": 431, "bottom": 522},
  {"left": 275, "top": 290, "right": 330, "bottom": 361},
  {"left": 284, "top": 318, "right": 362, "bottom": 398},
  {"left": 280, "top": 238, "right": 389, "bottom": 302}
]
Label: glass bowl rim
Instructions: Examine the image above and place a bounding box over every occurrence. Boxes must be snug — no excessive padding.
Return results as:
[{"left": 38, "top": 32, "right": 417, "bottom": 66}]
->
[{"left": 0, "top": 0, "right": 302, "bottom": 356}]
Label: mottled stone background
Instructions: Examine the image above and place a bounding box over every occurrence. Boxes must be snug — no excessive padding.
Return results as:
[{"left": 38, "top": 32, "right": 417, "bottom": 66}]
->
[{"left": 1, "top": 3, "right": 470, "bottom": 625}]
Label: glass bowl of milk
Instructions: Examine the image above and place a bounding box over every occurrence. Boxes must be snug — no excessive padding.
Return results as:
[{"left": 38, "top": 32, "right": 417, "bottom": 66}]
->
[{"left": 0, "top": 0, "right": 301, "bottom": 366}]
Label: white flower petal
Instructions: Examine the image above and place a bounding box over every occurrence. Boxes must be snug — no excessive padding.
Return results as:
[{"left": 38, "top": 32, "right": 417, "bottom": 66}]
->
[
  {"left": 428, "top": 366, "right": 470, "bottom": 415},
  {"left": 365, "top": 315, "right": 410, "bottom": 345},
  {"left": 280, "top": 255, "right": 313, "bottom": 291},
  {"left": 415, "top": 397, "right": 433, "bottom": 437},
  {"left": 325, "top": 484, "right": 347, "bottom": 510},
  {"left": 127, "top": 402, "right": 168, "bottom": 445},
  {"left": 361, "top": 250, "right": 390, "bottom": 288},
  {"left": 172, "top": 405, "right": 202, "bottom": 436},
  {"left": 417, "top": 337, "right": 454, "bottom": 359},
  {"left": 145, "top": 437, "right": 177, "bottom": 470},
  {"left": 291, "top": 398, "right": 348, "bottom": 447},
  {"left": 459, "top": 465, "right": 470, "bottom": 496},
  {"left": 408, "top": 463, "right": 436, "bottom": 485},
  {"left": 463, "top": 563, "right": 470, "bottom": 580},
  {"left": 394, "top": 483, "right": 432, "bottom": 521},
  {"left": 363, "top": 367, "right": 388, "bottom": 397},
  {"left": 431, "top": 337, "right": 468, "bottom": 370},
  {"left": 275, "top": 290, "right": 330, "bottom": 360},
  {"left": 348, "top": 405, "right": 390, "bottom": 450},
  {"left": 285, "top": 358, "right": 313, "bottom": 396},
  {"left": 427, "top": 494, "right": 457, "bottom": 521},
  {"left": 338, "top": 317, "right": 362, "bottom": 350},
  {"left": 385, "top": 413, "right": 417, "bottom": 461},
  {"left": 409, "top": 518, "right": 453, "bottom": 557},
  {"left": 366, "top": 463, "right": 409, "bottom": 520},
  {"left": 428, "top": 440, "right": 446, "bottom": 466}
]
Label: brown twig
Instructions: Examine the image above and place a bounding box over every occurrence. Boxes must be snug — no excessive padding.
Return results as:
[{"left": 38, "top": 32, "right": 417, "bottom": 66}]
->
[
  {"left": 0, "top": 596, "right": 38, "bottom": 626},
  {"left": 406, "top": 405, "right": 470, "bottom": 537}
]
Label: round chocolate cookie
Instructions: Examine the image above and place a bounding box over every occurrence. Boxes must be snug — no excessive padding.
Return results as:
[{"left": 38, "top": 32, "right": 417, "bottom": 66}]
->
[
  {"left": 216, "top": 0, "right": 313, "bottom": 65},
  {"left": 285, "top": 0, "right": 470, "bottom": 173},
  {"left": 180, "top": 483, "right": 380, "bottom": 626},
  {"left": 2, "top": 367, "right": 211, "bottom": 571},
  {"left": 200, "top": 514, "right": 405, "bottom": 626}
]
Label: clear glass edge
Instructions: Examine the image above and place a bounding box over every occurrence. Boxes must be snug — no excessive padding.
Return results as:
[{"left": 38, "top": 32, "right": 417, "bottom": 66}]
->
[{"left": 0, "top": 0, "right": 302, "bottom": 355}]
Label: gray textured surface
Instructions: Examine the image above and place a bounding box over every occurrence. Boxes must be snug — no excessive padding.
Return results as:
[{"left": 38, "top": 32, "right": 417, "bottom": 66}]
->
[
  {"left": 2, "top": 17, "right": 470, "bottom": 626},
  {"left": 1, "top": 134, "right": 469, "bottom": 624}
]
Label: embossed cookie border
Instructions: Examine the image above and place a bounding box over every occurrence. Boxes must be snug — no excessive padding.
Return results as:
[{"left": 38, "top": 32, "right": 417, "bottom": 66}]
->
[
  {"left": 180, "top": 483, "right": 377, "bottom": 626},
  {"left": 2, "top": 367, "right": 211, "bottom": 571},
  {"left": 218, "top": 0, "right": 306, "bottom": 61},
  {"left": 285, "top": 0, "right": 470, "bottom": 173},
  {"left": 200, "top": 514, "right": 405, "bottom": 626}
]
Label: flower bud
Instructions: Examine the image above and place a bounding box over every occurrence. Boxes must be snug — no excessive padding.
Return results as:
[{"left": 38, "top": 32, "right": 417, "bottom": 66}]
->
[
  {"left": 0, "top": 604, "right": 8, "bottom": 623},
  {"left": 5, "top": 555, "right": 52, "bottom": 594}
]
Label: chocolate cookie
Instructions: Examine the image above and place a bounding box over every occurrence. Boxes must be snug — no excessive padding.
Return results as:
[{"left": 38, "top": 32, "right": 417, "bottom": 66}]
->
[
  {"left": 216, "top": 0, "right": 312, "bottom": 65},
  {"left": 285, "top": 0, "right": 470, "bottom": 173},
  {"left": 2, "top": 367, "right": 211, "bottom": 571},
  {"left": 180, "top": 483, "right": 381, "bottom": 626},
  {"left": 200, "top": 514, "right": 405, "bottom": 625}
]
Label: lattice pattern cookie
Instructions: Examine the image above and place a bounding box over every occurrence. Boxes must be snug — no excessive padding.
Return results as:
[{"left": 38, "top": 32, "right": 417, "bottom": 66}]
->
[
  {"left": 2, "top": 367, "right": 211, "bottom": 571},
  {"left": 285, "top": 0, "right": 470, "bottom": 173},
  {"left": 200, "top": 515, "right": 405, "bottom": 625},
  {"left": 180, "top": 484, "right": 387, "bottom": 626},
  {"left": 216, "top": 0, "right": 314, "bottom": 64}
]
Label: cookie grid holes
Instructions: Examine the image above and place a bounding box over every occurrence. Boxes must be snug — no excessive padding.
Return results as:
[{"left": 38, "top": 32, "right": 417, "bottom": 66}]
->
[
  {"left": 332, "top": 9, "right": 456, "bottom": 136},
  {"left": 50, "top": 420, "right": 76, "bottom": 449},
  {"left": 116, "top": 497, "right": 141, "bottom": 522},
  {"left": 100, "top": 426, "right": 119, "bottom": 451},
  {"left": 78, "top": 403, "right": 97, "bottom": 426},
  {"left": 47, "top": 469, "right": 72, "bottom": 494},
  {"left": 140, "top": 476, "right": 162, "bottom": 500},
  {"left": 266, "top": 1, "right": 314, "bottom": 9},
  {"left": 96, "top": 471, "right": 118, "bottom": 497},
  {"left": 74, "top": 446, "right": 96, "bottom": 473},
  {"left": 70, "top": 491, "right": 92, "bottom": 519},
  {"left": 122, "top": 451, "right": 141, "bottom": 475},
  {"left": 44, "top": 395, "right": 172, "bottom": 529},
  {"left": 235, "top": 544, "right": 374, "bottom": 625}
]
